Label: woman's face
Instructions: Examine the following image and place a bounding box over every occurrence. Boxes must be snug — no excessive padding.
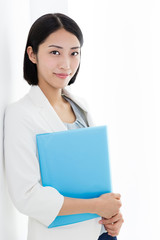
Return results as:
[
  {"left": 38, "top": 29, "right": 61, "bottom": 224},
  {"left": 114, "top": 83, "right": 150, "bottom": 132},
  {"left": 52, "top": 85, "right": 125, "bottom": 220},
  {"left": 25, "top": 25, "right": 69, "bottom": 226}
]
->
[{"left": 28, "top": 28, "right": 81, "bottom": 90}]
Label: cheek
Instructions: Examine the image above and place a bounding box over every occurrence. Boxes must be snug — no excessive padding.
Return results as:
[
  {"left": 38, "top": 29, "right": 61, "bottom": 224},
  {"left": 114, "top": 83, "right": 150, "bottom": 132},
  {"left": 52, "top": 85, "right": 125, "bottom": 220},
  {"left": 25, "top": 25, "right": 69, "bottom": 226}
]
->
[
  {"left": 39, "top": 59, "right": 55, "bottom": 72},
  {"left": 72, "top": 58, "right": 80, "bottom": 72},
  {"left": 37, "top": 52, "right": 54, "bottom": 69}
]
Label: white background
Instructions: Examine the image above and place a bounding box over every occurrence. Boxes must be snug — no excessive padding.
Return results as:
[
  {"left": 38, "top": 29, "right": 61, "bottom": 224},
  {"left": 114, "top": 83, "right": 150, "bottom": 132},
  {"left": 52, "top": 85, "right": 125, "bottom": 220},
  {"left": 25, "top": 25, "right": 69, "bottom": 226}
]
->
[{"left": 0, "top": 1, "right": 160, "bottom": 239}]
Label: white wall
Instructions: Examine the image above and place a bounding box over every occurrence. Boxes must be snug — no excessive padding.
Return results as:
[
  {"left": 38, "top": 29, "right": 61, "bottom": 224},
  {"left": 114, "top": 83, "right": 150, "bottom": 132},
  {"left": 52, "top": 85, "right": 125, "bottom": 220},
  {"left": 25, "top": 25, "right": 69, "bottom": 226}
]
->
[
  {"left": 68, "top": 1, "right": 160, "bottom": 239},
  {"left": 0, "top": 1, "right": 30, "bottom": 239},
  {"left": 29, "top": 0, "right": 68, "bottom": 24}
]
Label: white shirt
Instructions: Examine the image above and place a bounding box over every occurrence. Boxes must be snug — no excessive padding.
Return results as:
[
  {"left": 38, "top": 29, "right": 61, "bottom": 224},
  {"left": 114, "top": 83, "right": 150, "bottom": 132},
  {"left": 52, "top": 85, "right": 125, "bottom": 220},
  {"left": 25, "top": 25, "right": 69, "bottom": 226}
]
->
[{"left": 4, "top": 86, "right": 103, "bottom": 240}]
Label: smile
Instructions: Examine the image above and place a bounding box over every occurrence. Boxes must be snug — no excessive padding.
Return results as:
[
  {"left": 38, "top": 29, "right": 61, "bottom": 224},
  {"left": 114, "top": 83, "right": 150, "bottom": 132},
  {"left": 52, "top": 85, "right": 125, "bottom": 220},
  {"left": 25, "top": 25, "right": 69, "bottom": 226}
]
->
[{"left": 54, "top": 73, "right": 70, "bottom": 79}]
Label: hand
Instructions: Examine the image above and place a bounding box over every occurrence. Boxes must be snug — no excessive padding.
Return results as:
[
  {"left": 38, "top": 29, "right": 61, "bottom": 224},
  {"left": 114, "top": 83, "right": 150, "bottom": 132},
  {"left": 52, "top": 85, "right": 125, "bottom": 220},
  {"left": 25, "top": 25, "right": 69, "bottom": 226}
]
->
[
  {"left": 99, "top": 212, "right": 124, "bottom": 237},
  {"left": 96, "top": 193, "right": 122, "bottom": 219}
]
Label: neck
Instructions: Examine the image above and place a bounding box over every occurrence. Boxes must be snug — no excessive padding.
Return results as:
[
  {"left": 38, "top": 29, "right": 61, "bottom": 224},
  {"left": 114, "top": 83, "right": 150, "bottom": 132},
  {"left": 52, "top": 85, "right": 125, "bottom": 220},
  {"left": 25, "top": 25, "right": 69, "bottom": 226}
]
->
[{"left": 38, "top": 82, "right": 64, "bottom": 107}]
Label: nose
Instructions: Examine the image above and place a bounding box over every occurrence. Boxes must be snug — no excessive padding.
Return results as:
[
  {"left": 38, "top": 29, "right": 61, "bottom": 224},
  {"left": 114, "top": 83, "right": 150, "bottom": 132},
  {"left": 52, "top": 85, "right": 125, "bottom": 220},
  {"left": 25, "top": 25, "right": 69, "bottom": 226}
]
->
[{"left": 59, "top": 55, "right": 70, "bottom": 70}]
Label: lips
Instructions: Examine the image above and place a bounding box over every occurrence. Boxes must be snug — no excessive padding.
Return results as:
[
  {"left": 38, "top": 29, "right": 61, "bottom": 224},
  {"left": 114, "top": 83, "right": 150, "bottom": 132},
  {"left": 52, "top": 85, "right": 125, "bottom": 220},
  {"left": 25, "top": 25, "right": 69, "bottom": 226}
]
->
[{"left": 55, "top": 73, "right": 70, "bottom": 79}]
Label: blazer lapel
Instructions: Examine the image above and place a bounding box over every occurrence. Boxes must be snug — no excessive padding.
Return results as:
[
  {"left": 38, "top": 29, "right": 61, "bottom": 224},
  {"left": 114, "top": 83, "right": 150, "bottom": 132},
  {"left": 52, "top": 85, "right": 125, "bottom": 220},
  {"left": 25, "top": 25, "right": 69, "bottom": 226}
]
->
[
  {"left": 39, "top": 106, "right": 67, "bottom": 132},
  {"left": 28, "top": 86, "right": 67, "bottom": 132},
  {"left": 62, "top": 88, "right": 94, "bottom": 127},
  {"left": 28, "top": 85, "right": 94, "bottom": 131}
]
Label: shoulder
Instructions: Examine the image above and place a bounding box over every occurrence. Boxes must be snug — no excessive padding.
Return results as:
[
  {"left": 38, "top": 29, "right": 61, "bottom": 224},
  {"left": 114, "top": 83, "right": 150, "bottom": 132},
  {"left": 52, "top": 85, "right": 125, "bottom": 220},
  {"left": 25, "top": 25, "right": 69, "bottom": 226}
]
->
[
  {"left": 4, "top": 91, "right": 37, "bottom": 133},
  {"left": 4, "top": 93, "right": 39, "bottom": 146},
  {"left": 5, "top": 94, "right": 33, "bottom": 120}
]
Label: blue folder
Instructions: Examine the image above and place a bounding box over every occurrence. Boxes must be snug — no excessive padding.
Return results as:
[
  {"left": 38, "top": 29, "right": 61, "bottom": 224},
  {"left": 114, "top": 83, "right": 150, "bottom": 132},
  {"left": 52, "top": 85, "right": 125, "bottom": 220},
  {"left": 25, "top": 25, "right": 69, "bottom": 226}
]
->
[{"left": 36, "top": 125, "right": 112, "bottom": 228}]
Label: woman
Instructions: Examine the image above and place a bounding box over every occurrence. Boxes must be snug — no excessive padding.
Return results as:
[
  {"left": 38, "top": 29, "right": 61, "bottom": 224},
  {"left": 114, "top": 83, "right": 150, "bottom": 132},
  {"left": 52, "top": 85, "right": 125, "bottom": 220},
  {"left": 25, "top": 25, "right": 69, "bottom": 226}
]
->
[{"left": 4, "top": 13, "right": 123, "bottom": 240}]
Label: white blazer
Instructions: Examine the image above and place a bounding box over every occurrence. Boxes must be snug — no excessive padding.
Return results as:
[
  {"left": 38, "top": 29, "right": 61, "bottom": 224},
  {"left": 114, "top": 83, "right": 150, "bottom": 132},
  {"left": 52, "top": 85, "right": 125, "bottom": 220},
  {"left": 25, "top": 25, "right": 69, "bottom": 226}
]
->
[{"left": 4, "top": 86, "right": 103, "bottom": 240}]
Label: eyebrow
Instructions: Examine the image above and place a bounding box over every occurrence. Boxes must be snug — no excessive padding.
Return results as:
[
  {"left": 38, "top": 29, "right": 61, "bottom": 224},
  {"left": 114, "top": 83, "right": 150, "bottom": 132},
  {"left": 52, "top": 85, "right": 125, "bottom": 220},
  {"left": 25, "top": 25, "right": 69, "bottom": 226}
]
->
[{"left": 48, "top": 44, "right": 80, "bottom": 50}]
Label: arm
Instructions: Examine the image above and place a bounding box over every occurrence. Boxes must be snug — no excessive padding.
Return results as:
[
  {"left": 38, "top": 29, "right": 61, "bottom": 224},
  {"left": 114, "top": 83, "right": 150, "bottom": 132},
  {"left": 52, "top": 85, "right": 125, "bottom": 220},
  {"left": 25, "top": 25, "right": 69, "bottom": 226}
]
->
[
  {"left": 4, "top": 105, "right": 64, "bottom": 226},
  {"left": 58, "top": 193, "right": 122, "bottom": 219}
]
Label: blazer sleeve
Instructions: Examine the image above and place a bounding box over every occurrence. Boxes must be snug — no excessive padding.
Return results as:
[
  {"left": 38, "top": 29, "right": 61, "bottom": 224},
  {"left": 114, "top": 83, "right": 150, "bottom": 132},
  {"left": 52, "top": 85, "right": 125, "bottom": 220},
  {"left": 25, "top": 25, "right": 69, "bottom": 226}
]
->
[{"left": 4, "top": 104, "right": 64, "bottom": 227}]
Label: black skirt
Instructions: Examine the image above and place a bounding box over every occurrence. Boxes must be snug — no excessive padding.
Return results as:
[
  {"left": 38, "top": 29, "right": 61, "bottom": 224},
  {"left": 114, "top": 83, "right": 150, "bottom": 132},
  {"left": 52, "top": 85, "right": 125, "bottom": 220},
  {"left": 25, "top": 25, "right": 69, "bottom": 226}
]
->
[{"left": 98, "top": 232, "right": 117, "bottom": 240}]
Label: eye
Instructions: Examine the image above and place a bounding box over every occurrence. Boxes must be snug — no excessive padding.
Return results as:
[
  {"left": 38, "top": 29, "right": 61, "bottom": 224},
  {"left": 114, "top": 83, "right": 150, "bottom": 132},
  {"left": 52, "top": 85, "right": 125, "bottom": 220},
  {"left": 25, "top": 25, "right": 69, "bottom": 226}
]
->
[
  {"left": 50, "top": 50, "right": 60, "bottom": 55},
  {"left": 71, "top": 52, "right": 79, "bottom": 56}
]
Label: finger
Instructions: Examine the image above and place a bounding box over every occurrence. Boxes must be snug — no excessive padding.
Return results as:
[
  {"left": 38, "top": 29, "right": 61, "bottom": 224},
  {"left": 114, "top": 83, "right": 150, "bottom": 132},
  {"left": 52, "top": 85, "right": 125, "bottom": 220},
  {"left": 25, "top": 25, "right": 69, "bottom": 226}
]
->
[
  {"left": 105, "top": 227, "right": 122, "bottom": 237},
  {"left": 101, "top": 212, "right": 123, "bottom": 225},
  {"left": 105, "top": 222, "right": 118, "bottom": 231},
  {"left": 105, "top": 220, "right": 120, "bottom": 231},
  {"left": 107, "top": 229, "right": 119, "bottom": 237},
  {"left": 107, "top": 220, "right": 124, "bottom": 237},
  {"left": 105, "top": 218, "right": 124, "bottom": 232},
  {"left": 112, "top": 193, "right": 121, "bottom": 200}
]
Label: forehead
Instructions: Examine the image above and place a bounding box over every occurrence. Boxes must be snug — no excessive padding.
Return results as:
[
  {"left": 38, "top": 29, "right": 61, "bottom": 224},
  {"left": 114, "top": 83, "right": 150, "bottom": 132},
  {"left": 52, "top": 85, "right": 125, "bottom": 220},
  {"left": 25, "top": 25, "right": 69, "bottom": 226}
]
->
[{"left": 41, "top": 28, "right": 80, "bottom": 48}]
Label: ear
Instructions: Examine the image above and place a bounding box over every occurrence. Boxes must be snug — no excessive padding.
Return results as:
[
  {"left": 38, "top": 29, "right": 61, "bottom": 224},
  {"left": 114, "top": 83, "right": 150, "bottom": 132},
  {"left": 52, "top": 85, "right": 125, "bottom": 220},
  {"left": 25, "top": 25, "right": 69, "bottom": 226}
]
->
[{"left": 27, "top": 46, "right": 37, "bottom": 64}]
